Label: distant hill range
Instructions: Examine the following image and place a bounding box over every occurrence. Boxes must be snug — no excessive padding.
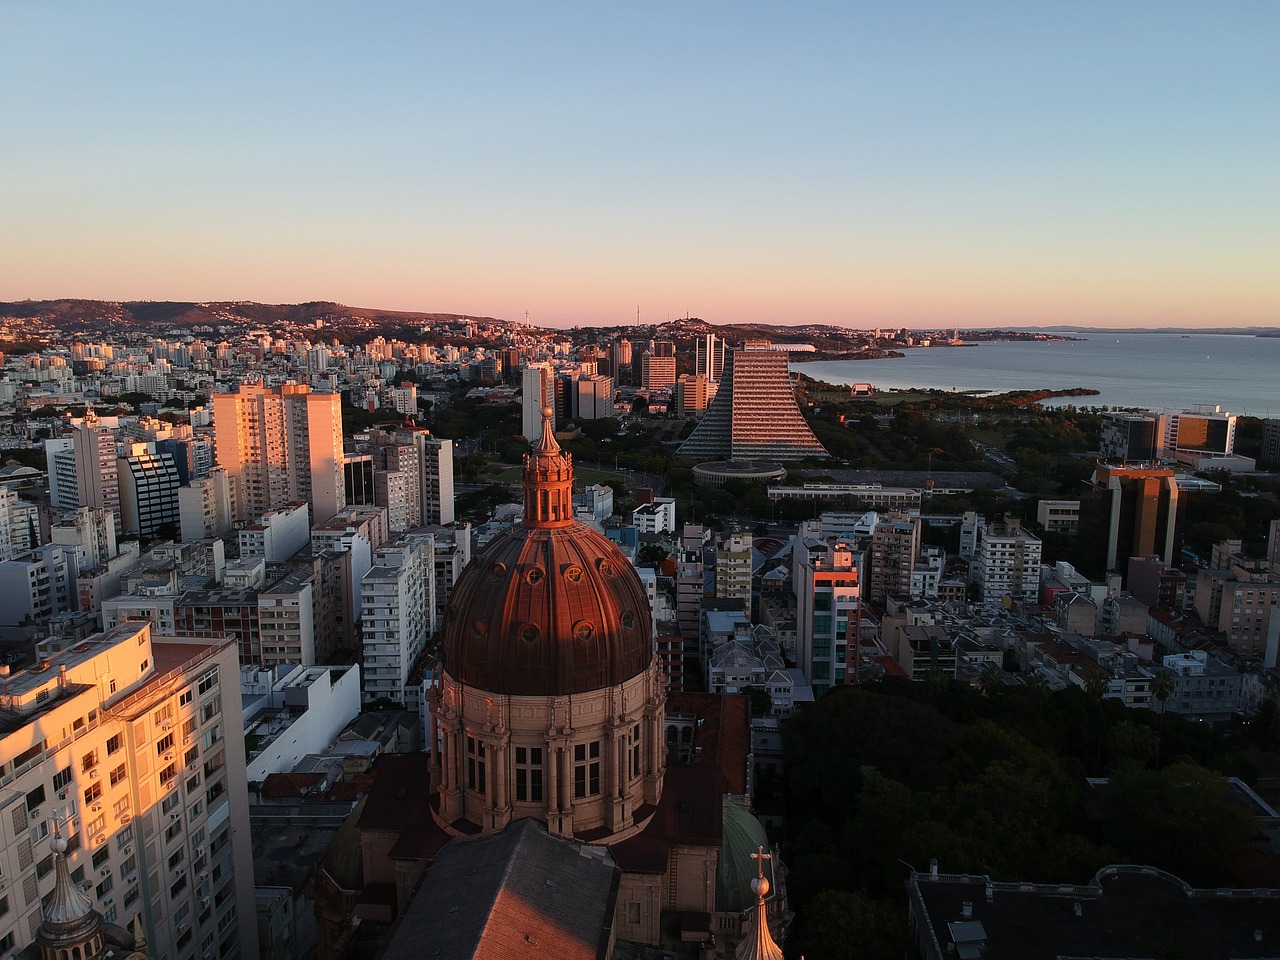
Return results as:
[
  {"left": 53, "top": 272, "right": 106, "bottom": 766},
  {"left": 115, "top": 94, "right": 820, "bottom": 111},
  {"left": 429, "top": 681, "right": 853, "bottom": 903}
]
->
[{"left": 0, "top": 299, "right": 493, "bottom": 341}]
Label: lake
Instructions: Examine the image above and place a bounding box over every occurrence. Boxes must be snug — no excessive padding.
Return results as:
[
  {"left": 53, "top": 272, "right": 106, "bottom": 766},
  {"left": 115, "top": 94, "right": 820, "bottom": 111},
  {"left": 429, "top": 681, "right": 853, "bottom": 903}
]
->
[{"left": 794, "top": 333, "right": 1280, "bottom": 416}]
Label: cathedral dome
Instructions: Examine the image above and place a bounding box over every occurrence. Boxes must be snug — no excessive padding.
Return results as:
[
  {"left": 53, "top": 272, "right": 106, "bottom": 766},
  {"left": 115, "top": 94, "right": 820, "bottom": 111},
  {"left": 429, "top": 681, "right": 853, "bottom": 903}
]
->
[{"left": 441, "top": 409, "right": 653, "bottom": 696}]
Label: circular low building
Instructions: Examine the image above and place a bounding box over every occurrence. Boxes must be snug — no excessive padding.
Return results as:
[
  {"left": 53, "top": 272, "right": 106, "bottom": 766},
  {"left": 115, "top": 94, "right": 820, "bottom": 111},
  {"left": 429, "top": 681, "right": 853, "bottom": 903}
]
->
[{"left": 692, "top": 459, "right": 787, "bottom": 488}]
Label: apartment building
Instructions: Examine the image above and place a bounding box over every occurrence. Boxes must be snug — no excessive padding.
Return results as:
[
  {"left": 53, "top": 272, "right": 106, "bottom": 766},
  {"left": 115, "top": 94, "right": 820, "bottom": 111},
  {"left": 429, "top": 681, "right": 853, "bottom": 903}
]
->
[
  {"left": 974, "top": 519, "right": 1042, "bottom": 603},
  {"left": 0, "top": 621, "right": 256, "bottom": 959},
  {"left": 211, "top": 381, "right": 345, "bottom": 523},
  {"left": 795, "top": 539, "right": 862, "bottom": 693},
  {"left": 713, "top": 532, "right": 753, "bottom": 610},
  {"left": 868, "top": 513, "right": 920, "bottom": 603},
  {"left": 360, "top": 536, "right": 435, "bottom": 710}
]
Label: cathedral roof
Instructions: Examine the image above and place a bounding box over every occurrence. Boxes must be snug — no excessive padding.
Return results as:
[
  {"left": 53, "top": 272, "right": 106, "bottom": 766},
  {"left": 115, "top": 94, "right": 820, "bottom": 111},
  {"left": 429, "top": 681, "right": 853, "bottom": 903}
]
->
[{"left": 441, "top": 410, "right": 653, "bottom": 696}]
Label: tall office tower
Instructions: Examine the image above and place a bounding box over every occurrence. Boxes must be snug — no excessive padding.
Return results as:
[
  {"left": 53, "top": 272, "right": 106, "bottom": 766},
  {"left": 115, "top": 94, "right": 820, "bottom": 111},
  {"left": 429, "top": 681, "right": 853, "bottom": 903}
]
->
[
  {"left": 1261, "top": 420, "right": 1280, "bottom": 468},
  {"left": 677, "top": 346, "right": 828, "bottom": 461},
  {"left": 344, "top": 453, "right": 377, "bottom": 506},
  {"left": 499, "top": 347, "right": 522, "bottom": 382},
  {"left": 1075, "top": 465, "right": 1181, "bottom": 580},
  {"left": 611, "top": 338, "right": 633, "bottom": 386},
  {"left": 117, "top": 443, "right": 182, "bottom": 539},
  {"left": 1160, "top": 404, "right": 1236, "bottom": 464},
  {"left": 0, "top": 620, "right": 257, "bottom": 960},
  {"left": 573, "top": 374, "right": 615, "bottom": 420},
  {"left": 211, "top": 382, "right": 345, "bottom": 523},
  {"left": 360, "top": 535, "right": 435, "bottom": 709},
  {"left": 521, "top": 363, "right": 555, "bottom": 441},
  {"left": 419, "top": 434, "right": 455, "bottom": 526},
  {"left": 795, "top": 539, "right": 861, "bottom": 694},
  {"left": 1099, "top": 412, "right": 1159, "bottom": 462},
  {"left": 639, "top": 349, "right": 677, "bottom": 391},
  {"left": 974, "top": 518, "right": 1042, "bottom": 603},
  {"left": 45, "top": 436, "right": 79, "bottom": 511},
  {"left": 71, "top": 412, "right": 123, "bottom": 535},
  {"left": 869, "top": 513, "right": 921, "bottom": 603},
  {"left": 694, "top": 333, "right": 725, "bottom": 382}
]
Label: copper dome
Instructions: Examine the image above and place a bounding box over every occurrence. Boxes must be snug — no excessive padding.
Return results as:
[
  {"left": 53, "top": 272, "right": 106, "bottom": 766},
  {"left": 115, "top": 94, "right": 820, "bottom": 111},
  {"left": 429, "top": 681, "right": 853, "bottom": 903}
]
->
[{"left": 441, "top": 409, "right": 654, "bottom": 696}]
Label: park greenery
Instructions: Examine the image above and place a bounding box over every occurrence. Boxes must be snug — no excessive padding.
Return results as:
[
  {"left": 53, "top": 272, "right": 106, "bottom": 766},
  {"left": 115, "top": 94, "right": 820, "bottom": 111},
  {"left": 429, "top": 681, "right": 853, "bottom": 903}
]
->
[{"left": 783, "top": 676, "right": 1274, "bottom": 960}]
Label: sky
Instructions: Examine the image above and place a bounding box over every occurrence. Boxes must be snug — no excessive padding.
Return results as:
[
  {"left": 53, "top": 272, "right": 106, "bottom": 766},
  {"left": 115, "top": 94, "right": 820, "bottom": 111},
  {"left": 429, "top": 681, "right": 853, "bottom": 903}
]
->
[{"left": 1, "top": 2, "right": 1277, "bottom": 329}]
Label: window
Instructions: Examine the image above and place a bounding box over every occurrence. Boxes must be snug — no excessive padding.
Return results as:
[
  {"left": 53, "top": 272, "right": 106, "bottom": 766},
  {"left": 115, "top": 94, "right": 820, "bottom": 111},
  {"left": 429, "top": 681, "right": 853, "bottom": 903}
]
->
[
  {"left": 466, "top": 736, "right": 486, "bottom": 794},
  {"left": 81, "top": 750, "right": 98, "bottom": 772},
  {"left": 25, "top": 785, "right": 45, "bottom": 812},
  {"left": 201, "top": 696, "right": 221, "bottom": 724},
  {"left": 53, "top": 767, "right": 72, "bottom": 791},
  {"left": 629, "top": 724, "right": 642, "bottom": 780},
  {"left": 92, "top": 847, "right": 110, "bottom": 869},
  {"left": 156, "top": 734, "right": 174, "bottom": 755},
  {"left": 514, "top": 747, "right": 543, "bottom": 802},
  {"left": 83, "top": 782, "right": 102, "bottom": 805},
  {"left": 159, "top": 763, "right": 177, "bottom": 787},
  {"left": 179, "top": 688, "right": 193, "bottom": 707},
  {"left": 197, "top": 669, "right": 218, "bottom": 695},
  {"left": 106, "top": 734, "right": 122, "bottom": 756},
  {"left": 153, "top": 705, "right": 173, "bottom": 726},
  {"left": 573, "top": 741, "right": 601, "bottom": 798},
  {"left": 109, "top": 765, "right": 127, "bottom": 787}
]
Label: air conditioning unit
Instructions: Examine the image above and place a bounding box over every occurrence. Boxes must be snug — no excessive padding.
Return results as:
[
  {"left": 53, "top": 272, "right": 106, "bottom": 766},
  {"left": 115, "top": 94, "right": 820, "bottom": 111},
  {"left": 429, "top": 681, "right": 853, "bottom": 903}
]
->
[
  {"left": 89, "top": 767, "right": 99, "bottom": 779},
  {"left": 102, "top": 896, "right": 113, "bottom": 907},
  {"left": 161, "top": 720, "right": 172, "bottom": 729},
  {"left": 99, "top": 868, "right": 110, "bottom": 877},
  {"left": 94, "top": 834, "right": 105, "bottom": 845},
  {"left": 171, "top": 813, "right": 181, "bottom": 821},
  {"left": 91, "top": 802, "right": 102, "bottom": 812},
  {"left": 57, "top": 789, "right": 68, "bottom": 800},
  {"left": 118, "top": 812, "right": 131, "bottom": 823},
  {"left": 122, "top": 845, "right": 132, "bottom": 856},
  {"left": 79, "top": 881, "right": 93, "bottom": 892},
  {"left": 27, "top": 807, "right": 40, "bottom": 821},
  {"left": 164, "top": 750, "right": 175, "bottom": 761}
]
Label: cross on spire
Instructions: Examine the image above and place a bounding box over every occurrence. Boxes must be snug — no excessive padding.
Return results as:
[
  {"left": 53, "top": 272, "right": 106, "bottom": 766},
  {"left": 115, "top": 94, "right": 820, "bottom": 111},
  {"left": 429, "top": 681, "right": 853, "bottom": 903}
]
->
[{"left": 751, "top": 845, "right": 771, "bottom": 880}]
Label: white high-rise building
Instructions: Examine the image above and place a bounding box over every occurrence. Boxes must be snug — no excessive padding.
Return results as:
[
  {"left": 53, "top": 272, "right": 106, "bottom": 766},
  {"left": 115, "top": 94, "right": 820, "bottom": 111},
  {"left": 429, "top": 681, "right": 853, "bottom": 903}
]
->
[
  {"left": 975, "top": 518, "right": 1042, "bottom": 603},
  {"left": 521, "top": 363, "right": 555, "bottom": 442},
  {"left": 71, "top": 412, "right": 123, "bottom": 535},
  {"left": 360, "top": 535, "right": 435, "bottom": 709},
  {"left": 420, "top": 435, "right": 455, "bottom": 526},
  {"left": 178, "top": 468, "right": 235, "bottom": 542},
  {"left": 45, "top": 436, "right": 79, "bottom": 511},
  {"left": 0, "top": 620, "right": 257, "bottom": 960}
]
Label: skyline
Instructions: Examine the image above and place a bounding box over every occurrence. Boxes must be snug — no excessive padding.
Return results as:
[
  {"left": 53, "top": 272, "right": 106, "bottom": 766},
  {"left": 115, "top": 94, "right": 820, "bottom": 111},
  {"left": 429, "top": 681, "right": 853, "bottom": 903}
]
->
[{"left": 3, "top": 2, "right": 1278, "bottom": 330}]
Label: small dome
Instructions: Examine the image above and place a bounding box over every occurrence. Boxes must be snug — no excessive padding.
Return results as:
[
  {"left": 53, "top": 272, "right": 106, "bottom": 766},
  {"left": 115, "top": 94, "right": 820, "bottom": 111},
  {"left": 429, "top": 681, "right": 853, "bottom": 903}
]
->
[
  {"left": 717, "top": 799, "right": 774, "bottom": 913},
  {"left": 442, "top": 523, "right": 653, "bottom": 696}
]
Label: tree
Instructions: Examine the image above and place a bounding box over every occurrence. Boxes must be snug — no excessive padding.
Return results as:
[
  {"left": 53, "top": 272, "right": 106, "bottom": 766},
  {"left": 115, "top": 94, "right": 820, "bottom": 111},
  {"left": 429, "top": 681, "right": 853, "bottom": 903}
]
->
[
  {"left": 1152, "top": 668, "right": 1176, "bottom": 764},
  {"left": 1101, "top": 763, "right": 1256, "bottom": 885},
  {"left": 794, "top": 890, "right": 905, "bottom": 960},
  {"left": 979, "top": 662, "right": 1005, "bottom": 697}
]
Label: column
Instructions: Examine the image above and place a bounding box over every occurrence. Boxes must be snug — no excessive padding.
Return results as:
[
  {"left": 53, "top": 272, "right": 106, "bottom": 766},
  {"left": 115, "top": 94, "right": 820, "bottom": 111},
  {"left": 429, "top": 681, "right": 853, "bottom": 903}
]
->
[{"left": 547, "top": 743, "right": 559, "bottom": 813}]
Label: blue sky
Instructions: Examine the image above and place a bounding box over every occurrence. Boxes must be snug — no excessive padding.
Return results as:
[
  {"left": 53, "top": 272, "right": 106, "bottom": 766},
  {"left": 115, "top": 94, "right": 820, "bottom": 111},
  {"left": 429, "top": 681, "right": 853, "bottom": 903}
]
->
[{"left": 2, "top": 2, "right": 1277, "bottom": 328}]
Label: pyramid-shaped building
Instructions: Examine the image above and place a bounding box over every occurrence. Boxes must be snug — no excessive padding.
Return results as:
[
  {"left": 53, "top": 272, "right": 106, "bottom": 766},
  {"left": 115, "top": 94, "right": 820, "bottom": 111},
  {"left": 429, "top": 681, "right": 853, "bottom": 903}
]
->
[{"left": 678, "top": 345, "right": 828, "bottom": 461}]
